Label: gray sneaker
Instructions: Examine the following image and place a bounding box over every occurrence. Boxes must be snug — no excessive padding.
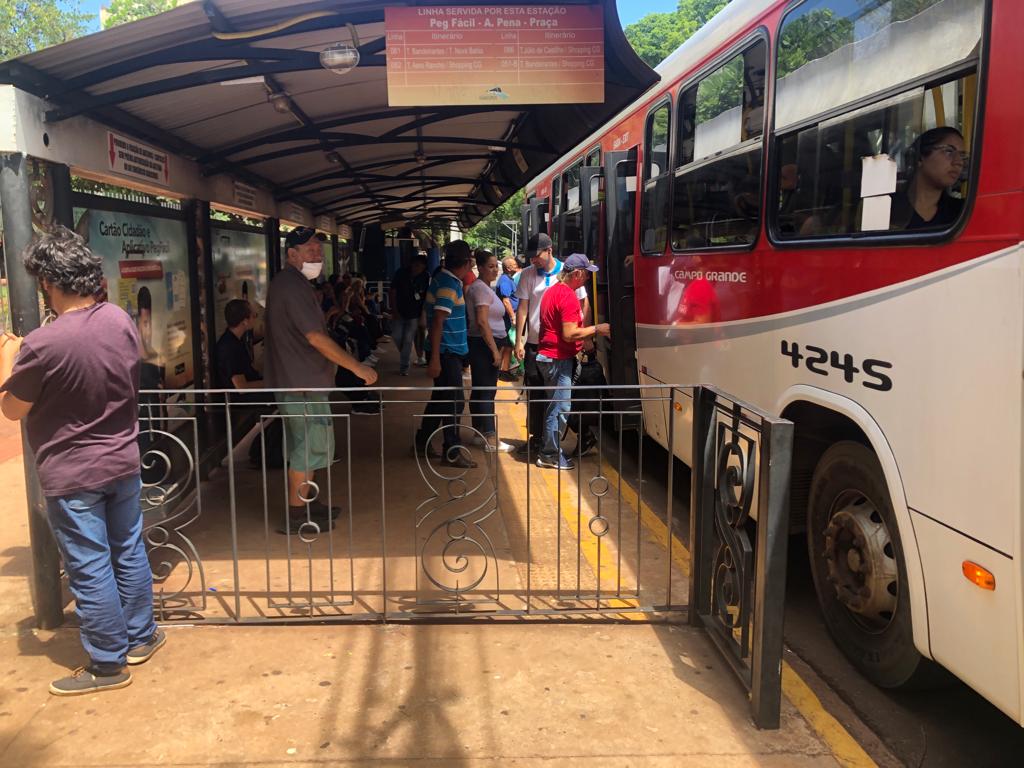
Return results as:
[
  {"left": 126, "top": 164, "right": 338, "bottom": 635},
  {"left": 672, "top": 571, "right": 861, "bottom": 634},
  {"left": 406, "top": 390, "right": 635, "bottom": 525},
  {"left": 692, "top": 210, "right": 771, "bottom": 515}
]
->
[
  {"left": 50, "top": 666, "right": 132, "bottom": 696},
  {"left": 127, "top": 628, "right": 167, "bottom": 665}
]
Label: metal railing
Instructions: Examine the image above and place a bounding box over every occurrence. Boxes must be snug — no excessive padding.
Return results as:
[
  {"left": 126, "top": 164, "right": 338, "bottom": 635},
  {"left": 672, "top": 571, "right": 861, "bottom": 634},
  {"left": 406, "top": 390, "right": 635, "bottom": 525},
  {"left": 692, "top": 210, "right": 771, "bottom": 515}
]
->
[{"left": 136, "top": 382, "right": 791, "bottom": 726}]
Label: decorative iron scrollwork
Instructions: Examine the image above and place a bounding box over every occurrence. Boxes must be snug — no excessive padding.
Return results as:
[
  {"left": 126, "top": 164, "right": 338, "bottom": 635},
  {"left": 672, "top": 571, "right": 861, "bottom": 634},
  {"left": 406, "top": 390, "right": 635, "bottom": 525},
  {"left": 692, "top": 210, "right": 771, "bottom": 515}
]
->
[
  {"left": 710, "top": 419, "right": 756, "bottom": 657},
  {"left": 414, "top": 426, "right": 499, "bottom": 604},
  {"left": 139, "top": 412, "right": 206, "bottom": 616}
]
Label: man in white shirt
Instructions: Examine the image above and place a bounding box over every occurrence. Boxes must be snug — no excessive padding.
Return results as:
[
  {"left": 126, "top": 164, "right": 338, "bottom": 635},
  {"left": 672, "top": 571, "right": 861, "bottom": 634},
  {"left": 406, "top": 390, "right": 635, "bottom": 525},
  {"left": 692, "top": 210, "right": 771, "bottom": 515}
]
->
[{"left": 514, "top": 233, "right": 589, "bottom": 453}]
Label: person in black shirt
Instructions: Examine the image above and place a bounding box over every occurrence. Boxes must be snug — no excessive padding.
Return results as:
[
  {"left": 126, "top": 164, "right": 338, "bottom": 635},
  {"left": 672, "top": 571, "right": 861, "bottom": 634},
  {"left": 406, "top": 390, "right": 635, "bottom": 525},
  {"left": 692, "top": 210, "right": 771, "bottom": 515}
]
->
[
  {"left": 216, "top": 299, "right": 281, "bottom": 469},
  {"left": 388, "top": 253, "right": 429, "bottom": 376},
  {"left": 892, "top": 127, "right": 966, "bottom": 231},
  {"left": 216, "top": 299, "right": 261, "bottom": 391}
]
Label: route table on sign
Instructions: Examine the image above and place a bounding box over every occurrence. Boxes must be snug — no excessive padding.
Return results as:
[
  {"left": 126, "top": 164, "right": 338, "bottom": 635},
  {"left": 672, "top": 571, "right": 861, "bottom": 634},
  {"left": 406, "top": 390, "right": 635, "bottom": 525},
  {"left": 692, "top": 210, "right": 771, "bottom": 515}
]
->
[{"left": 385, "top": 5, "right": 605, "bottom": 107}]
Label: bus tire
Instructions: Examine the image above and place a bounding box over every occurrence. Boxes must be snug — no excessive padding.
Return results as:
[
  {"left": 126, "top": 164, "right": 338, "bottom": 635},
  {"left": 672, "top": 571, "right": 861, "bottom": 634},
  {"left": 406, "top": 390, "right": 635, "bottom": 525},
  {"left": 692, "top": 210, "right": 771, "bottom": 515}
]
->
[{"left": 807, "top": 440, "right": 941, "bottom": 689}]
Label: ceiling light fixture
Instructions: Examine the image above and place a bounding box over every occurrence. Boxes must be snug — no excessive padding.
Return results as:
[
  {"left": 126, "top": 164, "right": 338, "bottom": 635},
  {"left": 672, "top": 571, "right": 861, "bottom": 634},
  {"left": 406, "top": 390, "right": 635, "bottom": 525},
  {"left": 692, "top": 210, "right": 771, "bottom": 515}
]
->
[
  {"left": 414, "top": 150, "right": 427, "bottom": 165},
  {"left": 268, "top": 92, "right": 292, "bottom": 114},
  {"left": 325, "top": 150, "right": 343, "bottom": 165},
  {"left": 321, "top": 22, "right": 362, "bottom": 76},
  {"left": 320, "top": 44, "right": 360, "bottom": 75}
]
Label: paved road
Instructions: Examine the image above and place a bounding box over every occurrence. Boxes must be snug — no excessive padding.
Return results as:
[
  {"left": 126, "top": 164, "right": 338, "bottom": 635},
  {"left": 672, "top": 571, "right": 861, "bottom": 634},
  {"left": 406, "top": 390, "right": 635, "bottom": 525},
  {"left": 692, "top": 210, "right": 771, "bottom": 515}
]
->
[{"left": 601, "top": 426, "right": 1024, "bottom": 768}]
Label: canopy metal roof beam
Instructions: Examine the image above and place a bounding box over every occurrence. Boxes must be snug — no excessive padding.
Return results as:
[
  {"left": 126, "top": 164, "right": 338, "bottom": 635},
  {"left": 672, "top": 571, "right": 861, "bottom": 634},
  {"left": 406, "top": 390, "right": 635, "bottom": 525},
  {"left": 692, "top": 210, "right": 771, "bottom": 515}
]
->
[
  {"left": 292, "top": 175, "right": 512, "bottom": 200},
  {"left": 201, "top": 106, "right": 512, "bottom": 166},
  {"left": 316, "top": 179, "right": 479, "bottom": 210},
  {"left": 229, "top": 135, "right": 545, "bottom": 168},
  {"left": 275, "top": 153, "right": 494, "bottom": 195},
  {"left": 1, "top": 60, "right": 317, "bottom": 208},
  {"left": 201, "top": 2, "right": 382, "bottom": 45},
  {"left": 320, "top": 187, "right": 482, "bottom": 216},
  {"left": 58, "top": 42, "right": 337, "bottom": 93},
  {"left": 45, "top": 47, "right": 386, "bottom": 123}
]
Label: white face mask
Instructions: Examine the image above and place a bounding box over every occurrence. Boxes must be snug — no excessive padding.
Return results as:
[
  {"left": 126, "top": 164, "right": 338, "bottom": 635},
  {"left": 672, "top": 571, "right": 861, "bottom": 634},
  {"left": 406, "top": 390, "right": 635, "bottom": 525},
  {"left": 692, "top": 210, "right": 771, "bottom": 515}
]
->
[{"left": 300, "top": 261, "right": 323, "bottom": 280}]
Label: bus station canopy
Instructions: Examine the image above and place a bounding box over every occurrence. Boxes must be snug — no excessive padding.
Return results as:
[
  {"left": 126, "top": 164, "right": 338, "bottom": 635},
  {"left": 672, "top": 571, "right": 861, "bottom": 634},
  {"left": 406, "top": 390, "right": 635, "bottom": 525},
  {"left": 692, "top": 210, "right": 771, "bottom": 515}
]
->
[{"left": 0, "top": 0, "right": 657, "bottom": 229}]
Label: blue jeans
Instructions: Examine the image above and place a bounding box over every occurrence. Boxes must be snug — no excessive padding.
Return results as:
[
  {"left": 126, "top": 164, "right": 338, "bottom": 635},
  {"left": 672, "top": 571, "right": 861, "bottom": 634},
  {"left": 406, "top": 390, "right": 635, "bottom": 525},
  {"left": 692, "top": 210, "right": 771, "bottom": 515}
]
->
[
  {"left": 46, "top": 474, "right": 156, "bottom": 668},
  {"left": 392, "top": 316, "right": 419, "bottom": 372},
  {"left": 536, "top": 355, "right": 574, "bottom": 460}
]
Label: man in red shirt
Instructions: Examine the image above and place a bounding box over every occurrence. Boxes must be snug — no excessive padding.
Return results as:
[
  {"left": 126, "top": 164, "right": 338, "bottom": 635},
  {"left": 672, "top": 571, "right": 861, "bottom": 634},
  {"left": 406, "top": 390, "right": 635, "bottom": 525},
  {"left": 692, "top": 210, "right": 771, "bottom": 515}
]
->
[{"left": 535, "top": 254, "right": 610, "bottom": 470}]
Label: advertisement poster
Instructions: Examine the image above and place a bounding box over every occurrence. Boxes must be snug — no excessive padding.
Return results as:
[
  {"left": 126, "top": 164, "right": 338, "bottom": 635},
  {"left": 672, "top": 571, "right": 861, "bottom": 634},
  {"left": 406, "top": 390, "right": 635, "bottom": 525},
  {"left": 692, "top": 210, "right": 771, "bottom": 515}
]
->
[
  {"left": 212, "top": 227, "right": 267, "bottom": 339},
  {"left": 385, "top": 5, "right": 604, "bottom": 106},
  {"left": 74, "top": 208, "right": 194, "bottom": 390},
  {"left": 212, "top": 227, "right": 268, "bottom": 370}
]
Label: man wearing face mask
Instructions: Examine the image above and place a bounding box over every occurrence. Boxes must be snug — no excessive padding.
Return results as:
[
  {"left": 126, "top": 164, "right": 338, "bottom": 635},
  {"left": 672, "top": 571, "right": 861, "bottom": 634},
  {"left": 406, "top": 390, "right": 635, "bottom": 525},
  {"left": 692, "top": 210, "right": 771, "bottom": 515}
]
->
[
  {"left": 264, "top": 227, "right": 377, "bottom": 535},
  {"left": 0, "top": 226, "right": 163, "bottom": 696}
]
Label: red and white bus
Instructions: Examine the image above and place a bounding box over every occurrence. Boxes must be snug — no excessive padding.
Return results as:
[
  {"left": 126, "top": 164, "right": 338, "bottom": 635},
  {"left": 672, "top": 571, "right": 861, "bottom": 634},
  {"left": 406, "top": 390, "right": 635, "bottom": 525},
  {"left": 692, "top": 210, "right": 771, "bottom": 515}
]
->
[{"left": 522, "top": 0, "right": 1024, "bottom": 721}]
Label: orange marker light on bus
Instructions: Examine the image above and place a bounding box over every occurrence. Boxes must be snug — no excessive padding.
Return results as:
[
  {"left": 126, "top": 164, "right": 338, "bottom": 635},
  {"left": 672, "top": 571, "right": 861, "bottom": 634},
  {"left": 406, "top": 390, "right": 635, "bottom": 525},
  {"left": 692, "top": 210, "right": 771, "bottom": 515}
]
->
[{"left": 962, "top": 561, "right": 995, "bottom": 590}]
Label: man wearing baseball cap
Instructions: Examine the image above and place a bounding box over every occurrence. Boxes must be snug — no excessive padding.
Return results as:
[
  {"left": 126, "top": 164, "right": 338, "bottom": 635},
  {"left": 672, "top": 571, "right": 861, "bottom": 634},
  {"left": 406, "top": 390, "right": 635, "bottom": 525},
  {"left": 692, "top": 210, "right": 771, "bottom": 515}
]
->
[
  {"left": 265, "top": 227, "right": 377, "bottom": 534},
  {"left": 534, "top": 253, "right": 610, "bottom": 469},
  {"left": 514, "top": 233, "right": 589, "bottom": 454}
]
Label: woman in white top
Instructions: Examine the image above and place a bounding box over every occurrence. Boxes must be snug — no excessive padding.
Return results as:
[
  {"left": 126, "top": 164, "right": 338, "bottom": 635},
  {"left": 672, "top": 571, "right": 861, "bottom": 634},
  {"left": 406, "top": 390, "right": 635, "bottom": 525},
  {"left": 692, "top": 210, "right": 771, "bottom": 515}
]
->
[{"left": 464, "top": 250, "right": 513, "bottom": 452}]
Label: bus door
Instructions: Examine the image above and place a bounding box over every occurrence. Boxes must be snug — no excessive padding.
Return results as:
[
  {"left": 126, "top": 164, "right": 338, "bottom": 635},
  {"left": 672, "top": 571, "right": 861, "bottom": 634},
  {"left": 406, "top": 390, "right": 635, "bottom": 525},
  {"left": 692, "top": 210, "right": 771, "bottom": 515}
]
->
[
  {"left": 602, "top": 147, "right": 641, "bottom": 409},
  {"left": 580, "top": 162, "right": 605, "bottom": 327}
]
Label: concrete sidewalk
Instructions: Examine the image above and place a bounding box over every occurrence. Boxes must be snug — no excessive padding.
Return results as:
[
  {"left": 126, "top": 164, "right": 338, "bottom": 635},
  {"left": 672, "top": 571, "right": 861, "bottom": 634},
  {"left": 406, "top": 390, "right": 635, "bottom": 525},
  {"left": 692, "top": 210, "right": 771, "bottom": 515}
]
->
[{"left": 0, "top": 347, "right": 875, "bottom": 767}]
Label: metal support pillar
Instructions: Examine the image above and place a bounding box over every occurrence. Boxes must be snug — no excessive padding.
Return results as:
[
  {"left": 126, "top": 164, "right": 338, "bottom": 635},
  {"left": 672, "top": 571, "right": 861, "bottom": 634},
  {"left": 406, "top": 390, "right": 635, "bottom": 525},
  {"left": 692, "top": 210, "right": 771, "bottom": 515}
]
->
[
  {"left": 330, "top": 233, "right": 340, "bottom": 275},
  {"left": 50, "top": 163, "right": 74, "bottom": 228},
  {"left": 267, "top": 218, "right": 281, "bottom": 278},
  {"left": 0, "top": 153, "right": 64, "bottom": 629}
]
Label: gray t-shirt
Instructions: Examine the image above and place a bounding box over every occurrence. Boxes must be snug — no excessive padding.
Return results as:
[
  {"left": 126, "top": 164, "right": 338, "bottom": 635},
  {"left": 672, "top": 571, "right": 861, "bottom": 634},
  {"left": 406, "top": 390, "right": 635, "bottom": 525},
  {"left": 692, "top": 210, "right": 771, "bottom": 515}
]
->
[
  {"left": 264, "top": 265, "right": 335, "bottom": 389},
  {"left": 2, "top": 302, "right": 141, "bottom": 496}
]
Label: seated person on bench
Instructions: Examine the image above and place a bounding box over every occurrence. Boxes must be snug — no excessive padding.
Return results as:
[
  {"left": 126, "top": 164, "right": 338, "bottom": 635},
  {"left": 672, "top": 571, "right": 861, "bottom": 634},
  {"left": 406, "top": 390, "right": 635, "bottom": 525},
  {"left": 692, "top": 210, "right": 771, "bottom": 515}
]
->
[{"left": 216, "top": 299, "right": 274, "bottom": 465}]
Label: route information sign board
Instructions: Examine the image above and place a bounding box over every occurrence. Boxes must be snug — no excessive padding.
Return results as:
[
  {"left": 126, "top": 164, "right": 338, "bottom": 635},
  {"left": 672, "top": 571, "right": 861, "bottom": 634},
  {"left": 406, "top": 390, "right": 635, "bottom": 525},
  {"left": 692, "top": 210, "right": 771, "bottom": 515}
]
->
[{"left": 384, "top": 5, "right": 604, "bottom": 106}]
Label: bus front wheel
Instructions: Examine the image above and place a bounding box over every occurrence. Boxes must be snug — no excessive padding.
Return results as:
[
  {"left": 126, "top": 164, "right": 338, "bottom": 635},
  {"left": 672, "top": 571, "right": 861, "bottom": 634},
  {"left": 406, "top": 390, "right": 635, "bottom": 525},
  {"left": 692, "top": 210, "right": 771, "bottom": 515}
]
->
[{"left": 807, "top": 441, "right": 938, "bottom": 689}]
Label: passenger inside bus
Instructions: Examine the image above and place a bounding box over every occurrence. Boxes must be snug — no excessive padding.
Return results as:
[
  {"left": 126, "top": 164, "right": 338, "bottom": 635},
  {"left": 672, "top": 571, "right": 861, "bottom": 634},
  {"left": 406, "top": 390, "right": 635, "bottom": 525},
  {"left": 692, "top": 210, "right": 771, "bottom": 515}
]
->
[
  {"left": 890, "top": 127, "right": 966, "bottom": 230},
  {"left": 776, "top": 114, "right": 968, "bottom": 238}
]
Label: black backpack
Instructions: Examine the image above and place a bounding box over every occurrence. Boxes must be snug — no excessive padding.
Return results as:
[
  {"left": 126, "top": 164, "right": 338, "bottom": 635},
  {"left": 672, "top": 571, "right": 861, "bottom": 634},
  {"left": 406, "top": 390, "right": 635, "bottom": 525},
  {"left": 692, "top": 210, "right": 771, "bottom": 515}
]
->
[{"left": 569, "top": 354, "right": 607, "bottom": 435}]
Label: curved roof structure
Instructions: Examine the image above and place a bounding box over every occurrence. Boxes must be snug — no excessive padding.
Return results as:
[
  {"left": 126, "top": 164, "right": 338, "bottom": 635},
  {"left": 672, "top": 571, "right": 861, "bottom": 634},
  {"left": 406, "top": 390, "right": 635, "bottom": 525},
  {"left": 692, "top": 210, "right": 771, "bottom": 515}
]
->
[{"left": 0, "top": 0, "right": 657, "bottom": 229}]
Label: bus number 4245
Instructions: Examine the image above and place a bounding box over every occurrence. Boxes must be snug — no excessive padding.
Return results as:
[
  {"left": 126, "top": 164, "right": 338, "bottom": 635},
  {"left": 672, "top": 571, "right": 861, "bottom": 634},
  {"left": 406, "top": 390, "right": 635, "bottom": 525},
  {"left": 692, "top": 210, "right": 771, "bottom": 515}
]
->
[{"left": 781, "top": 340, "right": 893, "bottom": 392}]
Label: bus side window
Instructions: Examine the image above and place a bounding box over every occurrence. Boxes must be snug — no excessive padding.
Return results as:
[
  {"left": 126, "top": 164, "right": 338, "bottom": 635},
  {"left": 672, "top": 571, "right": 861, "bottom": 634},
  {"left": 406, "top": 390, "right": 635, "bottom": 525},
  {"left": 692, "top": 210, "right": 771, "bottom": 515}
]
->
[
  {"left": 640, "top": 101, "right": 672, "bottom": 255},
  {"left": 672, "top": 39, "right": 766, "bottom": 251},
  {"left": 771, "top": 0, "right": 983, "bottom": 241}
]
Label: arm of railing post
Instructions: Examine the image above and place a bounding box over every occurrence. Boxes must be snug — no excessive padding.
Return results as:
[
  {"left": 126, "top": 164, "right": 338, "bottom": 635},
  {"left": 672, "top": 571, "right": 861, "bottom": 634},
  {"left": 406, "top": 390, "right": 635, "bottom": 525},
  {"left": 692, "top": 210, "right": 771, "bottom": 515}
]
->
[
  {"left": 688, "top": 385, "right": 716, "bottom": 626},
  {"left": 749, "top": 416, "right": 794, "bottom": 729}
]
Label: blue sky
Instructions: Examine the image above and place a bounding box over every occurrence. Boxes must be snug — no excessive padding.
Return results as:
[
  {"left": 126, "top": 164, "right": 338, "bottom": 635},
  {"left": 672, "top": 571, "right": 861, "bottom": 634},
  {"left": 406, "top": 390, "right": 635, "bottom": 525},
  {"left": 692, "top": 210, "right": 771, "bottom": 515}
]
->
[{"left": 75, "top": 1, "right": 679, "bottom": 32}]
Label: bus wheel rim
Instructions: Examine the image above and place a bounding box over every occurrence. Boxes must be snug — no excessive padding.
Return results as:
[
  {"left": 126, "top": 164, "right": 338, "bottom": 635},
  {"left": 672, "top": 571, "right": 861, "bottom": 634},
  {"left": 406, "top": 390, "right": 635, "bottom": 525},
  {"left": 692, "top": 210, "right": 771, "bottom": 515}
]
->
[{"left": 823, "top": 491, "right": 899, "bottom": 633}]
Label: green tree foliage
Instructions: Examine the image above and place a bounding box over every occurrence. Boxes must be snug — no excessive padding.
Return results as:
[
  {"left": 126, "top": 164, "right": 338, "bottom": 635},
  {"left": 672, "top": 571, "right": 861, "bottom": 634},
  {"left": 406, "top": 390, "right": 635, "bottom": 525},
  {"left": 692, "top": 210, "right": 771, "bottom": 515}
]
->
[
  {"left": 0, "top": 0, "right": 92, "bottom": 60},
  {"left": 465, "top": 189, "right": 525, "bottom": 256},
  {"left": 777, "top": 9, "right": 854, "bottom": 79},
  {"left": 623, "top": 0, "right": 730, "bottom": 68},
  {"left": 101, "top": 0, "right": 178, "bottom": 28}
]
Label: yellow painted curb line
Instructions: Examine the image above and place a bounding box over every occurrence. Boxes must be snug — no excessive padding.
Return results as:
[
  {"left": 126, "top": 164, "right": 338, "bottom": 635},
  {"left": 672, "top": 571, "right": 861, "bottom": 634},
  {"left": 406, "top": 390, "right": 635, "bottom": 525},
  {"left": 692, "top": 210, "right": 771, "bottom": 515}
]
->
[
  {"left": 496, "top": 391, "right": 876, "bottom": 765},
  {"left": 597, "top": 458, "right": 876, "bottom": 767},
  {"left": 781, "top": 664, "right": 878, "bottom": 768}
]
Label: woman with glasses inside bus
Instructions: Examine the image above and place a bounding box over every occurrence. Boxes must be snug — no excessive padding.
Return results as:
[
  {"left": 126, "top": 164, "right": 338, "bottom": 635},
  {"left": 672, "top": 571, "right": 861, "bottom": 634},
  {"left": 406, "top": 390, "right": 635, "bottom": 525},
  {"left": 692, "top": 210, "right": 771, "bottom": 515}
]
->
[{"left": 893, "top": 126, "right": 967, "bottom": 231}]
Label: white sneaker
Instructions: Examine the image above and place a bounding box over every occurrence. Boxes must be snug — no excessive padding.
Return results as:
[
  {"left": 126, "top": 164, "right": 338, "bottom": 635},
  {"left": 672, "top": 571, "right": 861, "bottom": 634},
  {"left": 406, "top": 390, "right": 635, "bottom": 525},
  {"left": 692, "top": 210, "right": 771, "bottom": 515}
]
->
[
  {"left": 366, "top": 354, "right": 379, "bottom": 364},
  {"left": 472, "top": 435, "right": 513, "bottom": 452}
]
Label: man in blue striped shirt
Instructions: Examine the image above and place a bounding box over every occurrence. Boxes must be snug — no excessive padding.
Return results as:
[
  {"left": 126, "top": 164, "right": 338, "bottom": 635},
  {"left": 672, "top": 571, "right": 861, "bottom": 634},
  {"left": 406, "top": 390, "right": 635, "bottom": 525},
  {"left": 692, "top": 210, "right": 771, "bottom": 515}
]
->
[{"left": 415, "top": 240, "right": 474, "bottom": 468}]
